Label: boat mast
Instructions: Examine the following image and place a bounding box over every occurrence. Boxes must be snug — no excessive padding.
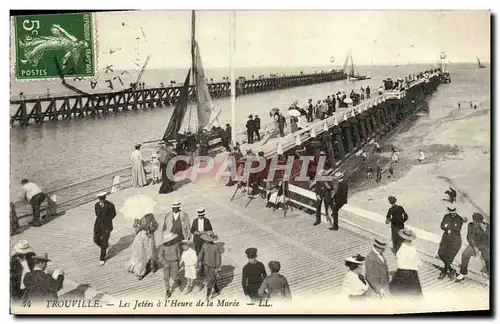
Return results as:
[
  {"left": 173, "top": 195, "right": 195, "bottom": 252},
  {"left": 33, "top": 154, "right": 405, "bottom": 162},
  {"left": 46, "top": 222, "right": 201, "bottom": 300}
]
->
[
  {"left": 230, "top": 11, "right": 237, "bottom": 146},
  {"left": 188, "top": 10, "right": 196, "bottom": 133}
]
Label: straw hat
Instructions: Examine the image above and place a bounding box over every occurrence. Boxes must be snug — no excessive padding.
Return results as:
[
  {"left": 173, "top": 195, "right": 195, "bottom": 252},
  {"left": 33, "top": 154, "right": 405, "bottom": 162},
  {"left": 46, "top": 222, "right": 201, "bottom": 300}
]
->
[
  {"left": 13, "top": 240, "right": 33, "bottom": 255},
  {"left": 180, "top": 240, "right": 192, "bottom": 246},
  {"left": 398, "top": 228, "right": 417, "bottom": 241},
  {"left": 172, "top": 201, "right": 181, "bottom": 208},
  {"left": 197, "top": 207, "right": 206, "bottom": 217},
  {"left": 159, "top": 232, "right": 178, "bottom": 245},
  {"left": 200, "top": 232, "right": 218, "bottom": 242},
  {"left": 373, "top": 239, "right": 387, "bottom": 250}
]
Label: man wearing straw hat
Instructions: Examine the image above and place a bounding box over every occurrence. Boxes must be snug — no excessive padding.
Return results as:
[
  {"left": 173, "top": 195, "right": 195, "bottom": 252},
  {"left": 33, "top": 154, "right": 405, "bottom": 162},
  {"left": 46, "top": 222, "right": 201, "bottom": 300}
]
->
[
  {"left": 157, "top": 232, "right": 181, "bottom": 298},
  {"left": 197, "top": 232, "right": 222, "bottom": 301},
  {"left": 331, "top": 171, "right": 348, "bottom": 231},
  {"left": 190, "top": 207, "right": 214, "bottom": 255},
  {"left": 365, "top": 239, "right": 390, "bottom": 297},
  {"left": 162, "top": 201, "right": 191, "bottom": 242},
  {"left": 94, "top": 192, "right": 116, "bottom": 266},
  {"left": 23, "top": 253, "right": 65, "bottom": 302}
]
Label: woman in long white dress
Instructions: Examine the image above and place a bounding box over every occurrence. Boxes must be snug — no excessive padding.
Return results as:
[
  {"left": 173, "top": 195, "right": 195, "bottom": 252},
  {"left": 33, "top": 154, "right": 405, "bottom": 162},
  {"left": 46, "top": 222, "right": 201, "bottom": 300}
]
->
[
  {"left": 341, "top": 254, "right": 370, "bottom": 300},
  {"left": 131, "top": 144, "right": 147, "bottom": 187},
  {"left": 126, "top": 214, "right": 159, "bottom": 280}
]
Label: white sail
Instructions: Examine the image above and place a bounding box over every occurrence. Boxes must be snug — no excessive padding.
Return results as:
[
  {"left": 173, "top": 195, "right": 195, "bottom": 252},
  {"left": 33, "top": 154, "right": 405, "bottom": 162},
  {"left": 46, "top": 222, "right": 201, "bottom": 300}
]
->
[{"left": 194, "top": 41, "right": 218, "bottom": 131}]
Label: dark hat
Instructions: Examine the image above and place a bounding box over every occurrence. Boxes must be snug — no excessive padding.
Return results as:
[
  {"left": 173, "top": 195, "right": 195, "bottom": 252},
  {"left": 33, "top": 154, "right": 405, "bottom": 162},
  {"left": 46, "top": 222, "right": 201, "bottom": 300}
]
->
[
  {"left": 268, "top": 261, "right": 281, "bottom": 272},
  {"left": 373, "top": 239, "right": 387, "bottom": 249},
  {"left": 32, "top": 253, "right": 51, "bottom": 262},
  {"left": 447, "top": 206, "right": 456, "bottom": 212},
  {"left": 472, "top": 212, "right": 484, "bottom": 222},
  {"left": 388, "top": 196, "right": 397, "bottom": 204},
  {"left": 245, "top": 247, "right": 257, "bottom": 258},
  {"left": 345, "top": 254, "right": 365, "bottom": 265},
  {"left": 248, "top": 115, "right": 253, "bottom": 118}
]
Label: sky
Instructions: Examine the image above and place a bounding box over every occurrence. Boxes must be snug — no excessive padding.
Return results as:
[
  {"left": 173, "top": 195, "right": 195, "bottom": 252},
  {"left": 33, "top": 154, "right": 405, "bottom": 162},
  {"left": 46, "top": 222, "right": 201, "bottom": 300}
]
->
[{"left": 62, "top": 10, "right": 493, "bottom": 70}]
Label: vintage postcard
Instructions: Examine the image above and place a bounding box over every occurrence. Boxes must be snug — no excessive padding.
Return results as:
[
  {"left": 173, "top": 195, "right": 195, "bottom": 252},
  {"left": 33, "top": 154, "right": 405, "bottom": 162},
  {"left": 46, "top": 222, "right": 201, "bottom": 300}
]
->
[{"left": 9, "top": 10, "right": 490, "bottom": 315}]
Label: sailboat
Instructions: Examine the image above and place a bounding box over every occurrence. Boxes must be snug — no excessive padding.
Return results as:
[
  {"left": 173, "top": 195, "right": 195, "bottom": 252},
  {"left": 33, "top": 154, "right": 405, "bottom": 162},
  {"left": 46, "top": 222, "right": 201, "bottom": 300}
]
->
[
  {"left": 477, "top": 57, "right": 486, "bottom": 69},
  {"left": 162, "top": 11, "right": 222, "bottom": 142},
  {"left": 343, "top": 50, "right": 370, "bottom": 81}
]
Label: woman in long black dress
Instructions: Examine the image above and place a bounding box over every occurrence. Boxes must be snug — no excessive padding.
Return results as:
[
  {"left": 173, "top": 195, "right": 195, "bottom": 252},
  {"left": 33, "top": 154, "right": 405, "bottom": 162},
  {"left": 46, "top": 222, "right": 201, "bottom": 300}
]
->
[
  {"left": 241, "top": 248, "right": 267, "bottom": 302},
  {"left": 158, "top": 145, "right": 175, "bottom": 194}
]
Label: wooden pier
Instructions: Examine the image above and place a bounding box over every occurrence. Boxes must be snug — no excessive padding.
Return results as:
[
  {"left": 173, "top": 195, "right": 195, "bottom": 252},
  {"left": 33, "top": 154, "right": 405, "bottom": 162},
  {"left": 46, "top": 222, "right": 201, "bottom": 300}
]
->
[{"left": 10, "top": 71, "right": 346, "bottom": 126}]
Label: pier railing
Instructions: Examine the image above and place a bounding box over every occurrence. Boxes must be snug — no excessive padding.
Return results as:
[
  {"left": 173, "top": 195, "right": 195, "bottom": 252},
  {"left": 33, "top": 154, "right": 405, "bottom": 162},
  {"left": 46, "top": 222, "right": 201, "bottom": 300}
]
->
[{"left": 10, "top": 71, "right": 347, "bottom": 126}]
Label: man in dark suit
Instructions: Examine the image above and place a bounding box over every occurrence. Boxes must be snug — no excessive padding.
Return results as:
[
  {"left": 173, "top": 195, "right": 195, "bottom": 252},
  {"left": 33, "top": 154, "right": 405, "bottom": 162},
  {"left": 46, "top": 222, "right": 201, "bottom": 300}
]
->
[
  {"left": 94, "top": 192, "right": 116, "bottom": 266},
  {"left": 437, "top": 206, "right": 466, "bottom": 280},
  {"left": 309, "top": 169, "right": 333, "bottom": 226},
  {"left": 23, "top": 253, "right": 64, "bottom": 303},
  {"left": 246, "top": 115, "right": 255, "bottom": 144},
  {"left": 253, "top": 115, "right": 261, "bottom": 142},
  {"left": 190, "top": 207, "right": 214, "bottom": 255},
  {"left": 331, "top": 172, "right": 348, "bottom": 231},
  {"left": 365, "top": 239, "right": 390, "bottom": 297},
  {"left": 385, "top": 196, "right": 408, "bottom": 253}
]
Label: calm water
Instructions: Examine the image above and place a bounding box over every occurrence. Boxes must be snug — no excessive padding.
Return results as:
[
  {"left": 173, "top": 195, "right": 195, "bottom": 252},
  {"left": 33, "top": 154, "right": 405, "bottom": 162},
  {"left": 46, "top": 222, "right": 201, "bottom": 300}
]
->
[{"left": 9, "top": 63, "right": 489, "bottom": 201}]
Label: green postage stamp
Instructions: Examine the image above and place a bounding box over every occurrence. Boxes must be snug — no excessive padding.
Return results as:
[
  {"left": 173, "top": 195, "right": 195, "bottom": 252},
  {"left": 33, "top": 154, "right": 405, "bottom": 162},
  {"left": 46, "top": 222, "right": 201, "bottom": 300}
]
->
[{"left": 13, "top": 12, "right": 95, "bottom": 80}]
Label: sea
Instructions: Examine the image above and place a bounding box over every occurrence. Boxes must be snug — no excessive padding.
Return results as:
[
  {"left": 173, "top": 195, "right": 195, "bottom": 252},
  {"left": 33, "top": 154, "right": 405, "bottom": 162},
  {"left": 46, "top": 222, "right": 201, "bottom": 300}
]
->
[{"left": 9, "top": 63, "right": 490, "bottom": 205}]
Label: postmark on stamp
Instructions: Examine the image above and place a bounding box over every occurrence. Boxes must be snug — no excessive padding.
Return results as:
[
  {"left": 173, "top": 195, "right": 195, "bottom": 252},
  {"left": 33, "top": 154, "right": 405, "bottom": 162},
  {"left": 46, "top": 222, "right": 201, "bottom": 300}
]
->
[{"left": 14, "top": 12, "right": 95, "bottom": 80}]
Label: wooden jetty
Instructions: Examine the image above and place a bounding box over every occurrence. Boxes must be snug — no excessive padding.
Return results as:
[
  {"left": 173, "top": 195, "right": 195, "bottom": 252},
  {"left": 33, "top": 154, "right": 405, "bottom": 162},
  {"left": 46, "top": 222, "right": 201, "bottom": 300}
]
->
[
  {"left": 10, "top": 68, "right": 490, "bottom": 313},
  {"left": 10, "top": 71, "right": 346, "bottom": 126}
]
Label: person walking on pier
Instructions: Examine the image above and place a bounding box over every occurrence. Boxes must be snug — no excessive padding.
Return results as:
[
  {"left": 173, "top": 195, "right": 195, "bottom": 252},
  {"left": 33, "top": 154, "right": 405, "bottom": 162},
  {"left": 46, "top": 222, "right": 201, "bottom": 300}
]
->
[
  {"left": 23, "top": 253, "right": 65, "bottom": 303},
  {"left": 180, "top": 240, "right": 198, "bottom": 295},
  {"left": 258, "top": 261, "right": 291, "bottom": 301},
  {"left": 246, "top": 115, "right": 255, "bottom": 144},
  {"left": 385, "top": 196, "right": 409, "bottom": 253},
  {"left": 127, "top": 214, "right": 159, "bottom": 280},
  {"left": 94, "top": 192, "right": 116, "bottom": 266},
  {"left": 190, "top": 207, "right": 214, "bottom": 255},
  {"left": 366, "top": 86, "right": 371, "bottom": 98},
  {"left": 389, "top": 229, "right": 423, "bottom": 298},
  {"left": 278, "top": 113, "right": 287, "bottom": 137},
  {"left": 242, "top": 247, "right": 267, "bottom": 302},
  {"left": 197, "top": 232, "right": 222, "bottom": 301},
  {"left": 131, "top": 144, "right": 147, "bottom": 187},
  {"left": 310, "top": 169, "right": 333, "bottom": 226},
  {"left": 157, "top": 232, "right": 181, "bottom": 298},
  {"left": 307, "top": 99, "right": 314, "bottom": 122},
  {"left": 365, "top": 239, "right": 390, "bottom": 298},
  {"left": 455, "top": 213, "right": 490, "bottom": 282},
  {"left": 437, "top": 206, "right": 466, "bottom": 280},
  {"left": 162, "top": 201, "right": 191, "bottom": 242},
  {"left": 254, "top": 115, "right": 261, "bottom": 142},
  {"left": 21, "top": 179, "right": 46, "bottom": 227},
  {"left": 331, "top": 172, "right": 348, "bottom": 231}
]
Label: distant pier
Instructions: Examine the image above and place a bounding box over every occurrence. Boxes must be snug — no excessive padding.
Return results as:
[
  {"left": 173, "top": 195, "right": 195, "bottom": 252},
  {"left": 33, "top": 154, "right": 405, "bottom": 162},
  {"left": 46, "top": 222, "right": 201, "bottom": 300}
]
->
[{"left": 10, "top": 71, "right": 346, "bottom": 126}]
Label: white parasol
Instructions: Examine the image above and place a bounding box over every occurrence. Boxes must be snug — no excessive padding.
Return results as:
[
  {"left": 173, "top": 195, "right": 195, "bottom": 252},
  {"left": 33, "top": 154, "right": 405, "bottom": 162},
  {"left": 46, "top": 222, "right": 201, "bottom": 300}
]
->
[
  {"left": 288, "top": 109, "right": 301, "bottom": 117},
  {"left": 119, "top": 194, "right": 158, "bottom": 220},
  {"left": 344, "top": 98, "right": 353, "bottom": 104}
]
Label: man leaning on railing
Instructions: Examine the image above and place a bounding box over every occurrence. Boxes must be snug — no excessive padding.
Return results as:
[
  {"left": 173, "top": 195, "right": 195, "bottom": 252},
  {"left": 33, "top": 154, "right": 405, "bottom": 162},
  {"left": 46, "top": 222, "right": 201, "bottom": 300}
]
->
[{"left": 19, "top": 179, "right": 47, "bottom": 227}]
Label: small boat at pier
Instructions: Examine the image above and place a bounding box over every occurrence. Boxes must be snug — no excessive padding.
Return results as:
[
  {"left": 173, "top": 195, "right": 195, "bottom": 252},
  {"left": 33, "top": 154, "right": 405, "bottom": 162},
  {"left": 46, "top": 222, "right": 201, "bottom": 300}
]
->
[{"left": 343, "top": 50, "right": 371, "bottom": 81}]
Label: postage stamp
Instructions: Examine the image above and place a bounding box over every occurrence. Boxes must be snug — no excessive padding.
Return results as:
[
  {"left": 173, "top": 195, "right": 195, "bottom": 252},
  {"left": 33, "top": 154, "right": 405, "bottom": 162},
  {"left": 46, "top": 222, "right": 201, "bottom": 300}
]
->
[{"left": 13, "top": 12, "right": 95, "bottom": 80}]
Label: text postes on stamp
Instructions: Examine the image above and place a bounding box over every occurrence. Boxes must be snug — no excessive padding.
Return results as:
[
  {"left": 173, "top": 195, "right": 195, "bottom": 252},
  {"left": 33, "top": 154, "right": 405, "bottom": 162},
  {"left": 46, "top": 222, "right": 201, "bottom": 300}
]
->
[{"left": 14, "top": 12, "right": 95, "bottom": 80}]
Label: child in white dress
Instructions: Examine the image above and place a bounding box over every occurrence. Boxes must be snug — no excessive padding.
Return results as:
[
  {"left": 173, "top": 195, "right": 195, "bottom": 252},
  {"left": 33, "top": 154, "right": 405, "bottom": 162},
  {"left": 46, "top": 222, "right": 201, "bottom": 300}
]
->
[
  {"left": 180, "top": 240, "right": 198, "bottom": 295},
  {"left": 150, "top": 153, "right": 161, "bottom": 184}
]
